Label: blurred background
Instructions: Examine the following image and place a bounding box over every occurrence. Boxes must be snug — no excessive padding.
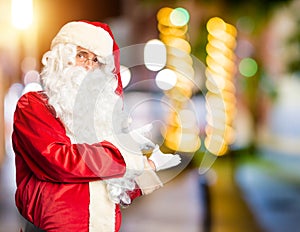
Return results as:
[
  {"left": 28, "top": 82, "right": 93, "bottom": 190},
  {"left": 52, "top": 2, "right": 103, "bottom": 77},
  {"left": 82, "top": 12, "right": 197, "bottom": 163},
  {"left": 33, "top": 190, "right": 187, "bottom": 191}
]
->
[{"left": 1, "top": 0, "right": 300, "bottom": 231}]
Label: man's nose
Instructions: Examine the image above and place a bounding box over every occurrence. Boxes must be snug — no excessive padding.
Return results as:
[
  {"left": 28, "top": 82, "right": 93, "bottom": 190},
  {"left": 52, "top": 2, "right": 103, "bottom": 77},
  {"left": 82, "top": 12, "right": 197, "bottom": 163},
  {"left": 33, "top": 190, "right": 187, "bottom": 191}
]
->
[{"left": 84, "top": 59, "right": 93, "bottom": 71}]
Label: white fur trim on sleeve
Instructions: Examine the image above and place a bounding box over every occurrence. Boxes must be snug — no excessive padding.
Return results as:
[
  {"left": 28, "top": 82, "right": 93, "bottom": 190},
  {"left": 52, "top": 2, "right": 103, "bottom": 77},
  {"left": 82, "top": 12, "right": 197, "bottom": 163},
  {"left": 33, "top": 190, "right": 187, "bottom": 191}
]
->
[
  {"left": 135, "top": 157, "right": 163, "bottom": 195},
  {"left": 105, "top": 134, "right": 145, "bottom": 173},
  {"left": 104, "top": 134, "right": 145, "bottom": 204}
]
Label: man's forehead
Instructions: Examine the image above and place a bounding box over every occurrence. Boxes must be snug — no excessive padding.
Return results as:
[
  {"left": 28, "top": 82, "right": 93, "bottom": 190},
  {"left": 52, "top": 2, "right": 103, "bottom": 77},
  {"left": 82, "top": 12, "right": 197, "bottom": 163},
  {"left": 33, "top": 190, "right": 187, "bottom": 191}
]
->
[{"left": 76, "top": 46, "right": 95, "bottom": 54}]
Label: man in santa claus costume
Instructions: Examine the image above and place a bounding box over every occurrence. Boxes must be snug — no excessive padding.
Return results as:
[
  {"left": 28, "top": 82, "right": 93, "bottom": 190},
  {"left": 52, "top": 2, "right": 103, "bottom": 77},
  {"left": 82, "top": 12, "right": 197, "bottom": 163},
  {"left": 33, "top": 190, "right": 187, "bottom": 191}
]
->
[{"left": 12, "top": 20, "right": 181, "bottom": 232}]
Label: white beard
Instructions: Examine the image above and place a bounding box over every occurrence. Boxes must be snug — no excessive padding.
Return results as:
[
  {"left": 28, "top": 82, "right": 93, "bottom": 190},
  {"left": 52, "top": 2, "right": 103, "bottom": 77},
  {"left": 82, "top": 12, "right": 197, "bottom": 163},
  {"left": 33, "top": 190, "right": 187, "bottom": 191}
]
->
[
  {"left": 40, "top": 48, "right": 150, "bottom": 207},
  {"left": 42, "top": 66, "right": 124, "bottom": 144}
]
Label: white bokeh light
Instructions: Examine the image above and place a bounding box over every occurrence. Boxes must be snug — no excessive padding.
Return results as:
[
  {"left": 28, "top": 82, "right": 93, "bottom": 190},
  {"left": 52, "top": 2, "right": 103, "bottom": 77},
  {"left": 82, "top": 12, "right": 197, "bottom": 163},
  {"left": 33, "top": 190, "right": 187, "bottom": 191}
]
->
[
  {"left": 120, "top": 65, "right": 131, "bottom": 88},
  {"left": 23, "top": 70, "right": 40, "bottom": 85},
  {"left": 155, "top": 68, "right": 177, "bottom": 90},
  {"left": 144, "top": 39, "right": 167, "bottom": 71}
]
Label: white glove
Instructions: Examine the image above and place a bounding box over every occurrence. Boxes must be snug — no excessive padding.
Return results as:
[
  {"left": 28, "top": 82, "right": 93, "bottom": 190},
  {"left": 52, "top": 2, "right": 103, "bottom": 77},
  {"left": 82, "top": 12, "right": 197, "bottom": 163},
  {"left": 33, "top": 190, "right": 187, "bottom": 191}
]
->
[
  {"left": 129, "top": 123, "right": 156, "bottom": 152},
  {"left": 106, "top": 176, "right": 136, "bottom": 205},
  {"left": 149, "top": 145, "right": 181, "bottom": 171}
]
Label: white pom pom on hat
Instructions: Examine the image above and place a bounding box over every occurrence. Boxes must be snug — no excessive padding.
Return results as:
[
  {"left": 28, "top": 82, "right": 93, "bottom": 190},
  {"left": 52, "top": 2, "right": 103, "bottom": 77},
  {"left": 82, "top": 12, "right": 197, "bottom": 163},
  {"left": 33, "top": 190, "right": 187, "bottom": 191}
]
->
[{"left": 51, "top": 21, "right": 114, "bottom": 58}]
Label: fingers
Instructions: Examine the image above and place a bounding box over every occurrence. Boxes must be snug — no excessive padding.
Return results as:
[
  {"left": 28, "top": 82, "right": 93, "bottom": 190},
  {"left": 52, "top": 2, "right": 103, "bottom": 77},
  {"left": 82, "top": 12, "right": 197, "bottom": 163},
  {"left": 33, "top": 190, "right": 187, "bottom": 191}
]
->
[
  {"left": 149, "top": 149, "right": 182, "bottom": 171},
  {"left": 133, "top": 123, "right": 153, "bottom": 134},
  {"left": 129, "top": 129, "right": 156, "bottom": 149}
]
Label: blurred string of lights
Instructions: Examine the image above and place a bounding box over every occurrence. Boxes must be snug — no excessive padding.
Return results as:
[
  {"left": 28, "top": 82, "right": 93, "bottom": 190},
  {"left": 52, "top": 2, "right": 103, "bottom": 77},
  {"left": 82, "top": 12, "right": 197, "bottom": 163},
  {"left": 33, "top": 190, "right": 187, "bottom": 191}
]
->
[
  {"left": 204, "top": 17, "right": 238, "bottom": 156},
  {"left": 144, "top": 6, "right": 201, "bottom": 153},
  {"left": 144, "top": 7, "right": 240, "bottom": 156}
]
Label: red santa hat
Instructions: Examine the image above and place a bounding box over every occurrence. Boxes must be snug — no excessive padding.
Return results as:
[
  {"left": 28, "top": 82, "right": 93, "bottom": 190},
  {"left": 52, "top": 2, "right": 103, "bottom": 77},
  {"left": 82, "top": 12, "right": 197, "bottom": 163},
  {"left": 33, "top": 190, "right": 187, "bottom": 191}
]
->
[{"left": 51, "top": 20, "right": 123, "bottom": 96}]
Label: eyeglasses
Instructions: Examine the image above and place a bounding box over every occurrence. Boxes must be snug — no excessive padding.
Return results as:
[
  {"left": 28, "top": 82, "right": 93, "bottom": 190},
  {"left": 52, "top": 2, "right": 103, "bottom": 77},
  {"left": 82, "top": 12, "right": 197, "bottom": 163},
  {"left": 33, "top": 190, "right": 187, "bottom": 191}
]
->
[{"left": 76, "top": 50, "right": 101, "bottom": 68}]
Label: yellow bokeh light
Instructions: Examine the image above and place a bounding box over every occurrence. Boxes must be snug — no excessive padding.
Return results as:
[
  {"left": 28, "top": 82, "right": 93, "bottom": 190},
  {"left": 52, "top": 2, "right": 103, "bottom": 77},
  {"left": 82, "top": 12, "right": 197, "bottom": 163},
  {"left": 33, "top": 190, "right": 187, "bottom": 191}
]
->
[
  {"left": 179, "top": 109, "right": 198, "bottom": 129},
  {"left": 207, "top": 17, "right": 226, "bottom": 35},
  {"left": 206, "top": 67, "right": 234, "bottom": 83},
  {"left": 11, "top": 0, "right": 33, "bottom": 30},
  {"left": 205, "top": 124, "right": 235, "bottom": 145},
  {"left": 165, "top": 84, "right": 193, "bottom": 101},
  {"left": 156, "top": 6, "right": 198, "bottom": 153},
  {"left": 206, "top": 43, "right": 235, "bottom": 66},
  {"left": 165, "top": 45, "right": 192, "bottom": 59},
  {"left": 157, "top": 7, "right": 173, "bottom": 26},
  {"left": 163, "top": 127, "right": 201, "bottom": 152},
  {"left": 158, "top": 24, "right": 188, "bottom": 38},
  {"left": 207, "top": 62, "right": 229, "bottom": 78},
  {"left": 205, "top": 78, "right": 235, "bottom": 94},
  {"left": 167, "top": 55, "right": 195, "bottom": 79},
  {"left": 204, "top": 134, "right": 228, "bottom": 156},
  {"left": 206, "top": 92, "right": 236, "bottom": 111},
  {"left": 204, "top": 16, "right": 237, "bottom": 156},
  {"left": 206, "top": 42, "right": 235, "bottom": 63},
  {"left": 206, "top": 54, "right": 235, "bottom": 74},
  {"left": 161, "top": 36, "right": 191, "bottom": 54},
  {"left": 225, "top": 23, "right": 238, "bottom": 38}
]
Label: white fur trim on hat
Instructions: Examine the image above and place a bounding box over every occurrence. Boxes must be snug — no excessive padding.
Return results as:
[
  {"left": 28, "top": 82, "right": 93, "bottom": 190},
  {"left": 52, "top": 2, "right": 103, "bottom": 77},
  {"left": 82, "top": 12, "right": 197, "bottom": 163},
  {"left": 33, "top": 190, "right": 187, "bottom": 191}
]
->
[{"left": 51, "top": 21, "right": 113, "bottom": 58}]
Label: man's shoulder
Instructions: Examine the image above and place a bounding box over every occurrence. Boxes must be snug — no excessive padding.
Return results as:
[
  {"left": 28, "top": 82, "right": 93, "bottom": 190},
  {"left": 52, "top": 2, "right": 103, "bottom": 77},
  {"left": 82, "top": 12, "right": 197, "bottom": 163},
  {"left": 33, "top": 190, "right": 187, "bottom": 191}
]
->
[
  {"left": 19, "top": 91, "right": 48, "bottom": 104},
  {"left": 16, "top": 91, "right": 58, "bottom": 118},
  {"left": 16, "top": 91, "right": 50, "bottom": 112}
]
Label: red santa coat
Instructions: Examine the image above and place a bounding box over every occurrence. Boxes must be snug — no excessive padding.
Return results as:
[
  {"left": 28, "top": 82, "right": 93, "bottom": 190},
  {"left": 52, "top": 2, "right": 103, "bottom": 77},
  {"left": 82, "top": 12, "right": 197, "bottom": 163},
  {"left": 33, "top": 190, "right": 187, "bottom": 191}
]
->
[{"left": 12, "top": 91, "right": 142, "bottom": 232}]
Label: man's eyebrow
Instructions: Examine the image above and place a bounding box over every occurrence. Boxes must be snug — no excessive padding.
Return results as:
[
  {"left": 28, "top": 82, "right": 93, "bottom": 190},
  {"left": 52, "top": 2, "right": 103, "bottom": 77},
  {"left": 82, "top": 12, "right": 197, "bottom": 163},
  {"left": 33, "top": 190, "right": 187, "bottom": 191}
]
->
[{"left": 77, "top": 50, "right": 89, "bottom": 53}]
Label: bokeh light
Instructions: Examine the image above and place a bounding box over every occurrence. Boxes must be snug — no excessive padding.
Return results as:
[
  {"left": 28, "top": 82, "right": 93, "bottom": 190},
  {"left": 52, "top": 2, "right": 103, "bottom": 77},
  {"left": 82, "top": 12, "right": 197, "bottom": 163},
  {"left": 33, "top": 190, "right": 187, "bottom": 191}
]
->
[
  {"left": 21, "top": 57, "right": 37, "bottom": 74},
  {"left": 205, "top": 17, "right": 237, "bottom": 156},
  {"left": 156, "top": 7, "right": 173, "bottom": 27},
  {"left": 207, "top": 17, "right": 226, "bottom": 37},
  {"left": 155, "top": 68, "right": 177, "bottom": 90},
  {"left": 23, "top": 70, "right": 40, "bottom": 85},
  {"left": 144, "top": 39, "right": 167, "bottom": 71},
  {"left": 236, "top": 16, "right": 255, "bottom": 34},
  {"left": 239, "top": 57, "right": 258, "bottom": 77},
  {"left": 170, "top": 7, "right": 190, "bottom": 26},
  {"left": 11, "top": 0, "right": 33, "bottom": 29},
  {"left": 120, "top": 65, "right": 131, "bottom": 88}
]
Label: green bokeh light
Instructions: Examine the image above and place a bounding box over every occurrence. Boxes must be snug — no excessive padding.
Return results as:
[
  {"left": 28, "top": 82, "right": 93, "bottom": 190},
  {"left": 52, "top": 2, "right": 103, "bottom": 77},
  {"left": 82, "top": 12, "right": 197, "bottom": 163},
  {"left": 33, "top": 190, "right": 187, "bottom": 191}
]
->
[
  {"left": 239, "top": 57, "right": 258, "bottom": 77},
  {"left": 170, "top": 7, "right": 190, "bottom": 26}
]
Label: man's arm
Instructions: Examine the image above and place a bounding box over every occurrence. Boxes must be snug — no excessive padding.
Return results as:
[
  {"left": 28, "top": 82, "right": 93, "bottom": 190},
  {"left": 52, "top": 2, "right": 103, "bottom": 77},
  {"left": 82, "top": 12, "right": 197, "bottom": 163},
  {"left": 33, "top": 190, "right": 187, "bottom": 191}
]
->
[{"left": 12, "top": 92, "right": 126, "bottom": 183}]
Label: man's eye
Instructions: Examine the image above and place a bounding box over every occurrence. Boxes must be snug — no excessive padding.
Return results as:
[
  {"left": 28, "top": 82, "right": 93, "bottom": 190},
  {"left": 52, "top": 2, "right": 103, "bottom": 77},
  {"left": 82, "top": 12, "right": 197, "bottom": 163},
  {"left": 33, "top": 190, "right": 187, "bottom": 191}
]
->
[
  {"left": 77, "top": 51, "right": 88, "bottom": 58},
  {"left": 93, "top": 57, "right": 99, "bottom": 63}
]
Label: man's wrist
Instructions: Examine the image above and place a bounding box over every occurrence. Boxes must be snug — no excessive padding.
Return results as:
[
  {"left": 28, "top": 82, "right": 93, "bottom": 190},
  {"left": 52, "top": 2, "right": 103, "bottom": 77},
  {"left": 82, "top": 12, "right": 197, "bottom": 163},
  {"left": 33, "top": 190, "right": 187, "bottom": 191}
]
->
[{"left": 147, "top": 159, "right": 156, "bottom": 171}]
